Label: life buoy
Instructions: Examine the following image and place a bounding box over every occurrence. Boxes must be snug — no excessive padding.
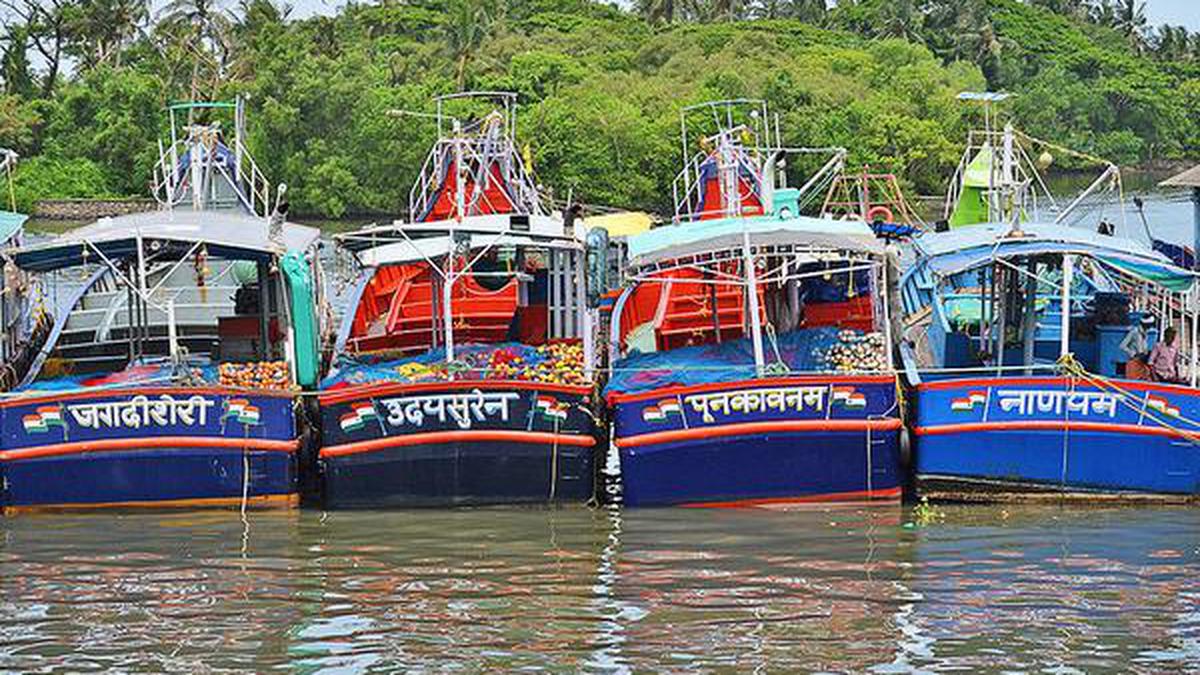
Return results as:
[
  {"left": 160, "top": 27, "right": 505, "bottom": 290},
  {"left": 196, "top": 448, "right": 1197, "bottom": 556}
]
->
[{"left": 866, "top": 205, "right": 894, "bottom": 223}]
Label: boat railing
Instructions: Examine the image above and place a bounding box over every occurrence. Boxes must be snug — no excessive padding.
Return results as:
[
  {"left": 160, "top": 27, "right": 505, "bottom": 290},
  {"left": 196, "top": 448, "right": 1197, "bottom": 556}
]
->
[
  {"left": 407, "top": 141, "right": 442, "bottom": 220},
  {"left": 670, "top": 145, "right": 845, "bottom": 224},
  {"left": 152, "top": 129, "right": 272, "bottom": 218},
  {"left": 406, "top": 111, "right": 544, "bottom": 222},
  {"left": 231, "top": 132, "right": 272, "bottom": 218},
  {"left": 152, "top": 98, "right": 274, "bottom": 218},
  {"left": 942, "top": 146, "right": 971, "bottom": 221}
]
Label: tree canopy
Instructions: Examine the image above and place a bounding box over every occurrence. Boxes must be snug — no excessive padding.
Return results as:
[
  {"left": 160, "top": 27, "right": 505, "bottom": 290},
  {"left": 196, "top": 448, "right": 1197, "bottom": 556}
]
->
[{"left": 0, "top": 0, "right": 1194, "bottom": 217}]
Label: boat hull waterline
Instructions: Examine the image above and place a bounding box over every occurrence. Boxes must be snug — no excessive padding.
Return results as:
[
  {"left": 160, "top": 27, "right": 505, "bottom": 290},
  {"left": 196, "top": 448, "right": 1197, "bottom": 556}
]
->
[
  {"left": 318, "top": 381, "right": 596, "bottom": 508},
  {"left": 914, "top": 376, "right": 1200, "bottom": 500},
  {"left": 610, "top": 376, "right": 903, "bottom": 507},
  {"left": 0, "top": 387, "right": 299, "bottom": 512}
]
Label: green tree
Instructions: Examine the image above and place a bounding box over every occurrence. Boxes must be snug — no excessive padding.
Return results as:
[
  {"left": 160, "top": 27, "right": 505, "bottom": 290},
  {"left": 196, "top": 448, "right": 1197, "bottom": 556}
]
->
[
  {"left": 67, "top": 0, "right": 150, "bottom": 69},
  {"left": 442, "top": 0, "right": 501, "bottom": 90},
  {"left": 1, "top": 24, "right": 36, "bottom": 99},
  {"left": 0, "top": 0, "right": 72, "bottom": 97}
]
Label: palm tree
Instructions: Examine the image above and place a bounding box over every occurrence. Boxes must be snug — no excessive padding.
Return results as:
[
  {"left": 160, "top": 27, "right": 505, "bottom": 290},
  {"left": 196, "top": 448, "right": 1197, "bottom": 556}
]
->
[
  {"left": 793, "top": 0, "right": 827, "bottom": 23},
  {"left": 636, "top": 0, "right": 676, "bottom": 24},
  {"left": 442, "top": 0, "right": 498, "bottom": 91},
  {"left": 1154, "top": 24, "right": 1193, "bottom": 62},
  {"left": 224, "top": 0, "right": 292, "bottom": 81},
  {"left": 234, "top": 0, "right": 292, "bottom": 31},
  {"left": 156, "top": 0, "right": 234, "bottom": 99},
  {"left": 872, "top": 0, "right": 922, "bottom": 41},
  {"left": 70, "top": 0, "right": 150, "bottom": 68},
  {"left": 1, "top": 23, "right": 35, "bottom": 98},
  {"left": 1109, "top": 0, "right": 1149, "bottom": 53},
  {"left": 158, "top": 0, "right": 233, "bottom": 52}
]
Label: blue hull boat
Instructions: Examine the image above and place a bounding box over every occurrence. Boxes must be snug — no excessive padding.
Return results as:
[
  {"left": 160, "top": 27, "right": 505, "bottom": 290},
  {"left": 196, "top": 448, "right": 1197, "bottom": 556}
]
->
[
  {"left": 604, "top": 100, "right": 904, "bottom": 508},
  {"left": 914, "top": 377, "right": 1200, "bottom": 499},
  {"left": 0, "top": 388, "right": 299, "bottom": 511},
  {"left": 612, "top": 377, "right": 902, "bottom": 506},
  {"left": 0, "top": 99, "right": 325, "bottom": 513},
  {"left": 319, "top": 381, "right": 596, "bottom": 508}
]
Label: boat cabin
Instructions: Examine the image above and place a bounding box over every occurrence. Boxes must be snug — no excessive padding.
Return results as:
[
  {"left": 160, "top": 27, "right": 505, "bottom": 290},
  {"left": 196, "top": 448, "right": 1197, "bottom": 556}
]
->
[{"left": 900, "top": 223, "right": 1197, "bottom": 383}]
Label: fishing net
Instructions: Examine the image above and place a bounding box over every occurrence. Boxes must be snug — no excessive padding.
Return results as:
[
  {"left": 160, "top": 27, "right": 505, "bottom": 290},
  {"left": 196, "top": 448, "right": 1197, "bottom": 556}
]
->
[
  {"left": 322, "top": 341, "right": 588, "bottom": 390},
  {"left": 604, "top": 327, "right": 886, "bottom": 397}
]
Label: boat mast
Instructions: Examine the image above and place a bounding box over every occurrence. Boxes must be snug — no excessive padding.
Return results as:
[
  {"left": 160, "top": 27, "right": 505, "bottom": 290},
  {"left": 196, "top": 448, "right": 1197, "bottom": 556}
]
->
[
  {"left": 1060, "top": 253, "right": 1073, "bottom": 359},
  {"left": 444, "top": 119, "right": 465, "bottom": 366}
]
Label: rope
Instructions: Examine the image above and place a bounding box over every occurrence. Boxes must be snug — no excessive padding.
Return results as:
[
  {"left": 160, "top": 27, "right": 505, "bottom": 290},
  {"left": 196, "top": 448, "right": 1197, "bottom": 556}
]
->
[
  {"left": 549, "top": 415, "right": 559, "bottom": 502},
  {"left": 240, "top": 422, "right": 251, "bottom": 557},
  {"left": 1014, "top": 129, "right": 1114, "bottom": 169},
  {"left": 1056, "top": 353, "right": 1200, "bottom": 446}
]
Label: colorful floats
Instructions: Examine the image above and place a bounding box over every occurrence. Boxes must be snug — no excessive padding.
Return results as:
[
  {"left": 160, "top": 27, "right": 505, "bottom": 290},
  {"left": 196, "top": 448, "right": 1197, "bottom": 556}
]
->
[
  {"left": 319, "top": 92, "right": 598, "bottom": 508},
  {"left": 603, "top": 101, "right": 903, "bottom": 507},
  {"left": 0, "top": 100, "right": 324, "bottom": 513},
  {"left": 900, "top": 94, "right": 1200, "bottom": 501}
]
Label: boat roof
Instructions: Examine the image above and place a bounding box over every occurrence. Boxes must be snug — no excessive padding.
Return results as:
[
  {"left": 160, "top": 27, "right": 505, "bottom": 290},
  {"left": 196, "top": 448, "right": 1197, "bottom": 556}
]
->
[
  {"left": 585, "top": 211, "right": 654, "bottom": 238},
  {"left": 14, "top": 209, "right": 321, "bottom": 272},
  {"left": 336, "top": 213, "right": 584, "bottom": 265},
  {"left": 910, "top": 222, "right": 1195, "bottom": 291},
  {"left": 627, "top": 213, "right": 884, "bottom": 268},
  {"left": 1160, "top": 164, "right": 1200, "bottom": 188},
  {"left": 0, "top": 210, "right": 26, "bottom": 245}
]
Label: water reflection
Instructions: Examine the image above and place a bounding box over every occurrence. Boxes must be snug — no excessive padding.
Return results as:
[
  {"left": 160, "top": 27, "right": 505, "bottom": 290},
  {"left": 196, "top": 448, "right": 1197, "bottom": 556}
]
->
[
  {"left": 1, "top": 505, "right": 1198, "bottom": 671},
  {"left": 897, "top": 506, "right": 1200, "bottom": 673}
]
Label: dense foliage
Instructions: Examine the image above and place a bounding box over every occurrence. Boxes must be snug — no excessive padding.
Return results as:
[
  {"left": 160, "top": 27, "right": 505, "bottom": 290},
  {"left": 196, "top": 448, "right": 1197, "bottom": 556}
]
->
[{"left": 0, "top": 0, "right": 1194, "bottom": 217}]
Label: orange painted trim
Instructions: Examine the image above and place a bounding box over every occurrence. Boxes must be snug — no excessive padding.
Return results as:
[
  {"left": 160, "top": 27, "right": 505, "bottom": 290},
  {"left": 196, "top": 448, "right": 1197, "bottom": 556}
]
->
[
  {"left": 0, "top": 436, "right": 300, "bottom": 462},
  {"left": 917, "top": 376, "right": 1200, "bottom": 398},
  {"left": 319, "top": 379, "right": 593, "bottom": 405},
  {"left": 914, "top": 420, "right": 1200, "bottom": 438},
  {"left": 616, "top": 419, "right": 903, "bottom": 449},
  {"left": 682, "top": 486, "right": 903, "bottom": 508},
  {"left": 607, "top": 375, "right": 897, "bottom": 405},
  {"left": 3, "top": 492, "right": 299, "bottom": 515},
  {"left": 0, "top": 386, "right": 297, "bottom": 409},
  {"left": 320, "top": 429, "right": 598, "bottom": 458}
]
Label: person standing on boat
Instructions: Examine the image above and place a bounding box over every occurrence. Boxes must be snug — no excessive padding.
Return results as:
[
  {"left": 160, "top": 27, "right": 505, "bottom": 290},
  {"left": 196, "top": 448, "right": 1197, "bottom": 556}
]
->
[
  {"left": 1120, "top": 315, "right": 1154, "bottom": 378},
  {"left": 1148, "top": 326, "right": 1181, "bottom": 383}
]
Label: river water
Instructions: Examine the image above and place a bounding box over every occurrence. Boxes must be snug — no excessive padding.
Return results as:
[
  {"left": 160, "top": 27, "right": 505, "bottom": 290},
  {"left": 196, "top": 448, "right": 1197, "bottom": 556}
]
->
[
  {"left": 2, "top": 504, "right": 1198, "bottom": 671},
  {"left": 6, "top": 179, "right": 1199, "bottom": 671}
]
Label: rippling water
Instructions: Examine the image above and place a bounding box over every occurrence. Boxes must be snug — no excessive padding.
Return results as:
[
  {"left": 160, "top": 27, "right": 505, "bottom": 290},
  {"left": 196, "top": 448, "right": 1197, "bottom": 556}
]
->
[{"left": 2, "top": 505, "right": 1198, "bottom": 672}]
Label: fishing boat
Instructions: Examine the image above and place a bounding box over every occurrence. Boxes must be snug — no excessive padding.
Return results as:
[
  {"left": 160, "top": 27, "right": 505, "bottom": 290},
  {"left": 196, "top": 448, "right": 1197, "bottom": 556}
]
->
[
  {"left": 603, "top": 100, "right": 903, "bottom": 507},
  {"left": 900, "top": 94, "right": 1200, "bottom": 501},
  {"left": 318, "top": 92, "right": 597, "bottom": 508},
  {"left": 0, "top": 99, "right": 324, "bottom": 513}
]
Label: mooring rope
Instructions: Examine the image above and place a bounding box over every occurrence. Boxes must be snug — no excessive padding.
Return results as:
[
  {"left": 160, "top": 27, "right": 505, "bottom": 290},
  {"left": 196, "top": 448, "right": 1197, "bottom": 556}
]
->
[
  {"left": 1056, "top": 353, "right": 1200, "bottom": 446},
  {"left": 240, "top": 422, "right": 251, "bottom": 556}
]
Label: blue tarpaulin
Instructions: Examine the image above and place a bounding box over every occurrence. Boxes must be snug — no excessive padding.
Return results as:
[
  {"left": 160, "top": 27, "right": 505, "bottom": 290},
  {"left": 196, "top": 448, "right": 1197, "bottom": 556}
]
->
[{"left": 604, "top": 328, "right": 846, "bottom": 397}]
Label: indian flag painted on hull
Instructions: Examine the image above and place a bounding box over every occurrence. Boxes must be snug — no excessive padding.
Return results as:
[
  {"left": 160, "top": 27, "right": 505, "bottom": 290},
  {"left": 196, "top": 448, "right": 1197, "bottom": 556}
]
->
[
  {"left": 340, "top": 402, "right": 379, "bottom": 432},
  {"left": 1145, "top": 394, "right": 1181, "bottom": 418},
  {"left": 535, "top": 395, "right": 569, "bottom": 422},
  {"left": 950, "top": 390, "right": 988, "bottom": 412},
  {"left": 224, "top": 399, "right": 262, "bottom": 426},
  {"left": 831, "top": 386, "right": 867, "bottom": 409},
  {"left": 22, "top": 406, "right": 65, "bottom": 434},
  {"left": 642, "top": 399, "right": 682, "bottom": 423}
]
